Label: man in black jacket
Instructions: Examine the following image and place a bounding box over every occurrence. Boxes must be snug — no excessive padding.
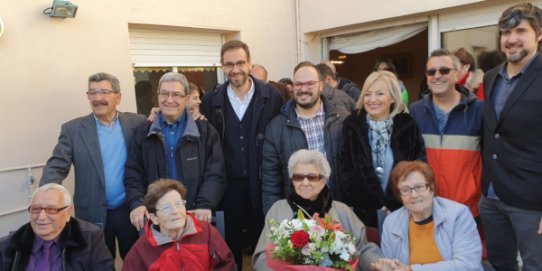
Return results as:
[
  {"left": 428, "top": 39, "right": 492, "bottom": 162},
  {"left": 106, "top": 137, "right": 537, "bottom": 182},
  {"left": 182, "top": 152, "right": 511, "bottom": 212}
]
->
[
  {"left": 480, "top": 3, "right": 542, "bottom": 270},
  {"left": 125, "top": 72, "right": 227, "bottom": 231},
  {"left": 261, "top": 61, "right": 350, "bottom": 214},
  {"left": 0, "top": 183, "right": 114, "bottom": 271},
  {"left": 200, "top": 40, "right": 282, "bottom": 268}
]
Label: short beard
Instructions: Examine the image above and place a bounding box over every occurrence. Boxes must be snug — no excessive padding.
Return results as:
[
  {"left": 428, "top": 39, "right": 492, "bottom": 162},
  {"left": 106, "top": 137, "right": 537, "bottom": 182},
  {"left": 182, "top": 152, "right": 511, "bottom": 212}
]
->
[
  {"left": 228, "top": 73, "right": 248, "bottom": 88},
  {"left": 296, "top": 99, "right": 319, "bottom": 110},
  {"left": 507, "top": 49, "right": 529, "bottom": 63}
]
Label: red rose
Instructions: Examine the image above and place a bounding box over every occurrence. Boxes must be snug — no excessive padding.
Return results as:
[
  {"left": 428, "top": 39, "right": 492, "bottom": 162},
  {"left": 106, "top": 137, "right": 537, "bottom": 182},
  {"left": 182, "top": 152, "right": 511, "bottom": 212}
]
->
[{"left": 291, "top": 230, "right": 310, "bottom": 248}]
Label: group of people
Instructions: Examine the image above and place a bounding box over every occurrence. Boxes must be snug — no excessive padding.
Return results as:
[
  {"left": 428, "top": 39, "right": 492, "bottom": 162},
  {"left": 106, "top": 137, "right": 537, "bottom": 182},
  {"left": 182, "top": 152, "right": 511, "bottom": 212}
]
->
[{"left": 1, "top": 2, "right": 541, "bottom": 271}]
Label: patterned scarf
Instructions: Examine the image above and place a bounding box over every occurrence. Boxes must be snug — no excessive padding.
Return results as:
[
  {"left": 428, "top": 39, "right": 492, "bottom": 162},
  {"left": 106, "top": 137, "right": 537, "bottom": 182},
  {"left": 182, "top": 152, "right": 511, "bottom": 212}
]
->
[{"left": 366, "top": 115, "right": 393, "bottom": 179}]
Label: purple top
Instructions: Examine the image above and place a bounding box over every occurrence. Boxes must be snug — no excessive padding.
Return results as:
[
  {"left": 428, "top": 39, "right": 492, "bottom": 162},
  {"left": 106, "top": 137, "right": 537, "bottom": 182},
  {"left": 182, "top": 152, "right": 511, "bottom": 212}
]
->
[{"left": 26, "top": 236, "right": 62, "bottom": 271}]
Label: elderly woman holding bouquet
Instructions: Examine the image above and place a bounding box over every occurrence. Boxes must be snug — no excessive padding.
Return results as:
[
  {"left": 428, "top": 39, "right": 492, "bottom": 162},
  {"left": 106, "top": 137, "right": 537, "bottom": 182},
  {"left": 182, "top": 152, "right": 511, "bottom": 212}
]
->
[
  {"left": 122, "top": 179, "right": 235, "bottom": 271},
  {"left": 337, "top": 70, "right": 425, "bottom": 228},
  {"left": 371, "top": 161, "right": 483, "bottom": 271},
  {"left": 253, "top": 149, "right": 383, "bottom": 271}
]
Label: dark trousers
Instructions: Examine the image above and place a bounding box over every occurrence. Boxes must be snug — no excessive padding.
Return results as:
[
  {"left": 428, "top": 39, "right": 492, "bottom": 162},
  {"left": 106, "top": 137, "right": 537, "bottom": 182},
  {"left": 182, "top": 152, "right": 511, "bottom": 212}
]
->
[
  {"left": 104, "top": 205, "right": 139, "bottom": 259},
  {"left": 221, "top": 180, "right": 264, "bottom": 269},
  {"left": 479, "top": 195, "right": 542, "bottom": 271}
]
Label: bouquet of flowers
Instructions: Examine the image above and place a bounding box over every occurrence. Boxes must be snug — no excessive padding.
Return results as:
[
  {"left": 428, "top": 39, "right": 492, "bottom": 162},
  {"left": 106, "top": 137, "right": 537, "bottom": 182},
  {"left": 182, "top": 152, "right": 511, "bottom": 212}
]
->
[{"left": 265, "top": 210, "right": 358, "bottom": 271}]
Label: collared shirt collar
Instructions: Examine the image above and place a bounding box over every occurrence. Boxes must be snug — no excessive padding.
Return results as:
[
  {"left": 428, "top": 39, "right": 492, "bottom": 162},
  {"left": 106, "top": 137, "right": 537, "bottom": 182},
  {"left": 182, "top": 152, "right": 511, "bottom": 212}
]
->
[
  {"left": 31, "top": 235, "right": 59, "bottom": 253},
  {"left": 295, "top": 102, "right": 325, "bottom": 120},
  {"left": 93, "top": 111, "right": 119, "bottom": 127},
  {"left": 158, "top": 111, "right": 184, "bottom": 127},
  {"left": 499, "top": 52, "right": 539, "bottom": 79},
  {"left": 226, "top": 77, "right": 255, "bottom": 103}
]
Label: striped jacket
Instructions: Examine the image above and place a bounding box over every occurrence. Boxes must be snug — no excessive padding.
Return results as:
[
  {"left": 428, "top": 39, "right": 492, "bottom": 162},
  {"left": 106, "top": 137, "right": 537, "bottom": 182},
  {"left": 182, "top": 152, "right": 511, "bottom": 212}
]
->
[{"left": 409, "top": 86, "right": 483, "bottom": 217}]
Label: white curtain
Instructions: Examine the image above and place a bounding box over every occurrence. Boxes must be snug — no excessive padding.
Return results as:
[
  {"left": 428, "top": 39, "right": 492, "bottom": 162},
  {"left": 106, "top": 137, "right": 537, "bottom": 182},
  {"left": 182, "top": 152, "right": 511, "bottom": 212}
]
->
[{"left": 329, "top": 23, "right": 427, "bottom": 54}]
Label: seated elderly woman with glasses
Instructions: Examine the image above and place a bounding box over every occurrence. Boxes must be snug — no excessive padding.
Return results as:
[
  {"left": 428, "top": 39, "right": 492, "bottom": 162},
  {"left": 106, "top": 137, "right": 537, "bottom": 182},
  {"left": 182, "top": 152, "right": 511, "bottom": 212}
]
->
[
  {"left": 370, "top": 161, "right": 483, "bottom": 271},
  {"left": 253, "top": 149, "right": 383, "bottom": 271},
  {"left": 122, "top": 179, "right": 234, "bottom": 271}
]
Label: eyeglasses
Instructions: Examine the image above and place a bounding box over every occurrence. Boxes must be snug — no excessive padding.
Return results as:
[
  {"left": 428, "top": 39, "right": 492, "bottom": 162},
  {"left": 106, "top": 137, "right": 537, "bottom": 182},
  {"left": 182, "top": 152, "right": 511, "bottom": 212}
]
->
[
  {"left": 425, "top": 67, "right": 456, "bottom": 77},
  {"left": 222, "top": 60, "right": 247, "bottom": 70},
  {"left": 157, "top": 91, "right": 187, "bottom": 101},
  {"left": 86, "top": 89, "right": 118, "bottom": 96},
  {"left": 293, "top": 81, "right": 319, "bottom": 89},
  {"left": 28, "top": 205, "right": 69, "bottom": 215},
  {"left": 292, "top": 173, "right": 323, "bottom": 182},
  {"left": 156, "top": 200, "right": 186, "bottom": 213},
  {"left": 398, "top": 184, "right": 429, "bottom": 196}
]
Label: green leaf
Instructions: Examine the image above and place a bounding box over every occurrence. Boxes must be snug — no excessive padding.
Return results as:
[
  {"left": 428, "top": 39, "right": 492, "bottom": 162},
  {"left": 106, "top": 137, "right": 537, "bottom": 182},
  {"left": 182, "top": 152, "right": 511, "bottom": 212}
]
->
[{"left": 297, "top": 209, "right": 305, "bottom": 220}]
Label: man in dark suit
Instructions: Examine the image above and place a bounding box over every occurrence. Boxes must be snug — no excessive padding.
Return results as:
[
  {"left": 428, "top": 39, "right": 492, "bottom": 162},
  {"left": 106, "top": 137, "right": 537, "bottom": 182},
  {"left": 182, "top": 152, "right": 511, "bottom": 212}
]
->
[
  {"left": 40, "top": 72, "right": 146, "bottom": 259},
  {"left": 201, "top": 40, "right": 283, "bottom": 269},
  {"left": 480, "top": 3, "right": 542, "bottom": 270}
]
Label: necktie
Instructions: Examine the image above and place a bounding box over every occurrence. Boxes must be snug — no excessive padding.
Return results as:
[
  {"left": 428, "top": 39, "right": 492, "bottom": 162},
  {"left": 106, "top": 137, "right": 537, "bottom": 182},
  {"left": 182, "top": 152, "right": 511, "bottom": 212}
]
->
[{"left": 37, "top": 241, "right": 53, "bottom": 271}]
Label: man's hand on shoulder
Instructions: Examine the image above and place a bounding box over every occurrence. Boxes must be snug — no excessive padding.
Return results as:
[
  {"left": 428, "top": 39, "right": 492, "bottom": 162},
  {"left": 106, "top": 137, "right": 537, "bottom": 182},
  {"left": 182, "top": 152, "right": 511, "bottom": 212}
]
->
[
  {"left": 190, "top": 208, "right": 212, "bottom": 223},
  {"left": 130, "top": 206, "right": 148, "bottom": 231}
]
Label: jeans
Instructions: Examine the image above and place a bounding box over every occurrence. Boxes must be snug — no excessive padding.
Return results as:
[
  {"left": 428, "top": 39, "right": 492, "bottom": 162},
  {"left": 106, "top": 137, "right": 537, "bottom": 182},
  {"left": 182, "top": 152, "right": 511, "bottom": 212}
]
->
[{"left": 479, "top": 196, "right": 542, "bottom": 271}]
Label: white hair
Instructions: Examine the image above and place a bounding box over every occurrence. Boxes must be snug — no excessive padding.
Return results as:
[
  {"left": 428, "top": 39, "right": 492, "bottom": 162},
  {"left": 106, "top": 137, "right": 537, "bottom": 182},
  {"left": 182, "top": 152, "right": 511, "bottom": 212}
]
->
[
  {"left": 287, "top": 149, "right": 331, "bottom": 182},
  {"left": 33, "top": 183, "right": 73, "bottom": 206}
]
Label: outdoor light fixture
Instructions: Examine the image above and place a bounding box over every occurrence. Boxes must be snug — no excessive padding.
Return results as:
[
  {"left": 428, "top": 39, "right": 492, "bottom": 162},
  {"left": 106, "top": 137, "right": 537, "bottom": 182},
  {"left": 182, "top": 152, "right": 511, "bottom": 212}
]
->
[{"left": 43, "top": 0, "right": 78, "bottom": 18}]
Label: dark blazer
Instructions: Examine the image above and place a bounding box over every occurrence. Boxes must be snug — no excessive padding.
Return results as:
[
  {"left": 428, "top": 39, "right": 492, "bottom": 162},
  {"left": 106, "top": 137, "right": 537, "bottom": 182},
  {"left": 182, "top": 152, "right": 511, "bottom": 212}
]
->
[
  {"left": 338, "top": 111, "right": 425, "bottom": 227},
  {"left": 40, "top": 112, "right": 146, "bottom": 226},
  {"left": 200, "top": 77, "right": 283, "bottom": 210},
  {"left": 482, "top": 53, "right": 542, "bottom": 211},
  {"left": 0, "top": 218, "right": 115, "bottom": 271}
]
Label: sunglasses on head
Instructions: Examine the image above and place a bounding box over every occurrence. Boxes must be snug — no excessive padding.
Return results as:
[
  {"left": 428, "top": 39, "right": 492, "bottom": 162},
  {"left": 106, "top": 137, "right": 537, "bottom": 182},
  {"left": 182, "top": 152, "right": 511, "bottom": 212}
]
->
[
  {"left": 425, "top": 67, "right": 455, "bottom": 76},
  {"left": 292, "top": 173, "right": 323, "bottom": 182}
]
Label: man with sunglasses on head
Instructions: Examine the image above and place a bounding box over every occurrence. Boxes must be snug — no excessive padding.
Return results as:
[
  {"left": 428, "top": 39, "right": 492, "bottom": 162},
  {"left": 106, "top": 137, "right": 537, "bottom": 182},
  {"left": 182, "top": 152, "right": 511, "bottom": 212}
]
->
[
  {"left": 480, "top": 3, "right": 542, "bottom": 270},
  {"left": 0, "top": 183, "right": 114, "bottom": 270},
  {"left": 40, "top": 72, "right": 146, "bottom": 260},
  {"left": 124, "top": 72, "right": 226, "bottom": 233},
  {"left": 409, "top": 49, "right": 483, "bottom": 221},
  {"left": 261, "top": 61, "right": 350, "bottom": 215},
  {"left": 200, "top": 40, "right": 283, "bottom": 269}
]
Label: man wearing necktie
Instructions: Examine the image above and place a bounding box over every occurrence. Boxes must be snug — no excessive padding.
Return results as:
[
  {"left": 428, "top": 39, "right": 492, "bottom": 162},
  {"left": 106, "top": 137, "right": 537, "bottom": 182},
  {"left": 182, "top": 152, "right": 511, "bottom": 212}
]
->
[{"left": 0, "top": 183, "right": 114, "bottom": 270}]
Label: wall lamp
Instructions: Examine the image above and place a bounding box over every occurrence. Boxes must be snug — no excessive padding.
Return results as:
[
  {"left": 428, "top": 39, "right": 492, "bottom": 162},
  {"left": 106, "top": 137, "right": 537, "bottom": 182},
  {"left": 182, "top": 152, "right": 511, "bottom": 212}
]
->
[{"left": 43, "top": 0, "right": 78, "bottom": 18}]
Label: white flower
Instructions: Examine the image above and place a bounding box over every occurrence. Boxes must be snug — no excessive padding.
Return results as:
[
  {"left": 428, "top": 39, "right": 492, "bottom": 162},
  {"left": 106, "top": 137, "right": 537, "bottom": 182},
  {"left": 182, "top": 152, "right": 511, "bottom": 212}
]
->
[
  {"left": 289, "top": 219, "right": 304, "bottom": 230},
  {"left": 267, "top": 216, "right": 357, "bottom": 268},
  {"left": 309, "top": 225, "right": 325, "bottom": 240},
  {"left": 301, "top": 245, "right": 311, "bottom": 256},
  {"left": 340, "top": 250, "right": 351, "bottom": 261}
]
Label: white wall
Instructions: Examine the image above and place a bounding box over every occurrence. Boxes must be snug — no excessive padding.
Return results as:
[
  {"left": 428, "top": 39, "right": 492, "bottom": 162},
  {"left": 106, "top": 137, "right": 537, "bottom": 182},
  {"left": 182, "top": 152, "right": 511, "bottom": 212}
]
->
[
  {"left": 298, "top": 0, "right": 485, "bottom": 33},
  {"left": 0, "top": 0, "right": 536, "bottom": 235},
  {"left": 0, "top": 0, "right": 297, "bottom": 235}
]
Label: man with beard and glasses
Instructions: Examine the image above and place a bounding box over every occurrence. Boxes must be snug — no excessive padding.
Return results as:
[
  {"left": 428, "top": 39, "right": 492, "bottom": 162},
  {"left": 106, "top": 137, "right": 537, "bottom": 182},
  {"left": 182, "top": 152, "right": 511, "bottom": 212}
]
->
[
  {"left": 261, "top": 61, "right": 350, "bottom": 215},
  {"left": 200, "top": 40, "right": 282, "bottom": 269},
  {"left": 40, "top": 72, "right": 146, "bottom": 260},
  {"left": 480, "top": 3, "right": 542, "bottom": 270}
]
